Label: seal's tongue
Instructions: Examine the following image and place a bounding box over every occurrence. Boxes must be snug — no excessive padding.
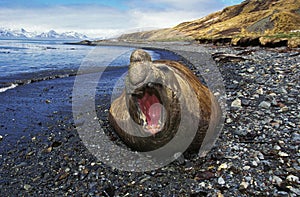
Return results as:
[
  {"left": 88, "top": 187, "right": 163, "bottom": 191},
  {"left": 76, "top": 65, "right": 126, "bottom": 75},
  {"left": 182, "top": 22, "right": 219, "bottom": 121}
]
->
[{"left": 137, "top": 92, "right": 161, "bottom": 127}]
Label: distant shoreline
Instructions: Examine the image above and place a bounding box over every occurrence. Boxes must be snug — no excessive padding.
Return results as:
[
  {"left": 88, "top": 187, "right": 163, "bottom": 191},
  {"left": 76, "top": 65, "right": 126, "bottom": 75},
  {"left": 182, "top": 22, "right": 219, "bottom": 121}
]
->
[{"left": 66, "top": 37, "right": 300, "bottom": 49}]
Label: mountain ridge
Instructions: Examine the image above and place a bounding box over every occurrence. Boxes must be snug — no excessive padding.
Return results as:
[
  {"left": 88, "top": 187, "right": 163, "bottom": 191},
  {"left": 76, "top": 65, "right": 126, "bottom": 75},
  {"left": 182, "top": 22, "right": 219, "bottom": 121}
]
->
[{"left": 0, "top": 28, "right": 89, "bottom": 40}]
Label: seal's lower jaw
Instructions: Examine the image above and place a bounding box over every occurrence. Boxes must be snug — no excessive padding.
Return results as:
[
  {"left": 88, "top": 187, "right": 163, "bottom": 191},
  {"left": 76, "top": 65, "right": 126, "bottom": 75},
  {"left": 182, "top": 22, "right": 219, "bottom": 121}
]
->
[{"left": 130, "top": 83, "right": 168, "bottom": 135}]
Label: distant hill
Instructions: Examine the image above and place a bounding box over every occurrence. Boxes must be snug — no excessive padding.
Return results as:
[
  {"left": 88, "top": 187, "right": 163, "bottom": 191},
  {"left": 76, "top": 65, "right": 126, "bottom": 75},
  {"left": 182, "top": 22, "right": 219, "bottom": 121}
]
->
[
  {"left": 118, "top": 0, "right": 300, "bottom": 47},
  {"left": 0, "top": 28, "right": 88, "bottom": 40}
]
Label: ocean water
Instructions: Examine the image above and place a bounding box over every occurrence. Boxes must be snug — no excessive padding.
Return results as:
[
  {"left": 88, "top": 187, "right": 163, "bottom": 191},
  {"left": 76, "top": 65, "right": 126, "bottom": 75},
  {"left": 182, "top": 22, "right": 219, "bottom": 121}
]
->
[{"left": 0, "top": 39, "right": 177, "bottom": 92}]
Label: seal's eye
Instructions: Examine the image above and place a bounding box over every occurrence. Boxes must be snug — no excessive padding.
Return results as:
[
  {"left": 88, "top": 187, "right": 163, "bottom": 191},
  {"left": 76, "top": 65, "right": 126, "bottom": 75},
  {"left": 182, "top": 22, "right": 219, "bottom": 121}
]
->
[{"left": 132, "top": 83, "right": 165, "bottom": 135}]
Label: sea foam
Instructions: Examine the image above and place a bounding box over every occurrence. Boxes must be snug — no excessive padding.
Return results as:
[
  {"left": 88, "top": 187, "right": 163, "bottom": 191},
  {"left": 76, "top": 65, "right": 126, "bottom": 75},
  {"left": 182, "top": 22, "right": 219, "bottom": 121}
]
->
[{"left": 0, "top": 84, "right": 18, "bottom": 93}]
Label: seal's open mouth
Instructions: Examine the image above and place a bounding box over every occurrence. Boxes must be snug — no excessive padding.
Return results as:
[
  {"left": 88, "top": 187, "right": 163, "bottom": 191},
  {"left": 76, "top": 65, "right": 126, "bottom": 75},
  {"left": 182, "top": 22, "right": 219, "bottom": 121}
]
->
[{"left": 131, "top": 83, "right": 166, "bottom": 135}]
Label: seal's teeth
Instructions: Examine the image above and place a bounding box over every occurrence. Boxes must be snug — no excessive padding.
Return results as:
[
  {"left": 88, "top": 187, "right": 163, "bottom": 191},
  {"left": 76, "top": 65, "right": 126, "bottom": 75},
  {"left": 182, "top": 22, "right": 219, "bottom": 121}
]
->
[{"left": 145, "top": 124, "right": 161, "bottom": 130}]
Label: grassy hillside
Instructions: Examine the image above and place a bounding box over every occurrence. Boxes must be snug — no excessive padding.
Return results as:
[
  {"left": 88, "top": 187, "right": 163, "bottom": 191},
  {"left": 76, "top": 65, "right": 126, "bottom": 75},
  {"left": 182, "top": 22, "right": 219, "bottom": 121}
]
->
[
  {"left": 174, "top": 0, "right": 300, "bottom": 38},
  {"left": 118, "top": 0, "right": 300, "bottom": 47}
]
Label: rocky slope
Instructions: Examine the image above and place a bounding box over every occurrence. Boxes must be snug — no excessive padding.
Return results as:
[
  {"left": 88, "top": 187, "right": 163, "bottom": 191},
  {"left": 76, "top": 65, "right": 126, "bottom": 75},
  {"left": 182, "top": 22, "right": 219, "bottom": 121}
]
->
[{"left": 119, "top": 0, "right": 300, "bottom": 47}]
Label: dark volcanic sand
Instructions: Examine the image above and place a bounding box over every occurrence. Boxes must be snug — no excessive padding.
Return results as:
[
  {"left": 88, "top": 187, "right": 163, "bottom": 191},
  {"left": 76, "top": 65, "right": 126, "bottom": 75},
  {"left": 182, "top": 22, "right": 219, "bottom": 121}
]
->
[{"left": 0, "top": 43, "right": 299, "bottom": 196}]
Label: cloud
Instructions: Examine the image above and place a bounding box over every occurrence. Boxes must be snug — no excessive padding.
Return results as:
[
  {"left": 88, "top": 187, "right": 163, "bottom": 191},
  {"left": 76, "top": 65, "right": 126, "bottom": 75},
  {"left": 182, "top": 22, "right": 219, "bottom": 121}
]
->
[
  {"left": 0, "top": 0, "right": 239, "bottom": 38},
  {"left": 0, "top": 5, "right": 131, "bottom": 38}
]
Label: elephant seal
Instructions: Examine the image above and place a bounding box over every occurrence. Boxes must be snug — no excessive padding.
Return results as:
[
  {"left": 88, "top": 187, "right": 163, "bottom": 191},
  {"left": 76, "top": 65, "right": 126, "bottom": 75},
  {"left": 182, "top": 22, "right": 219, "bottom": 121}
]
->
[{"left": 109, "top": 49, "right": 221, "bottom": 156}]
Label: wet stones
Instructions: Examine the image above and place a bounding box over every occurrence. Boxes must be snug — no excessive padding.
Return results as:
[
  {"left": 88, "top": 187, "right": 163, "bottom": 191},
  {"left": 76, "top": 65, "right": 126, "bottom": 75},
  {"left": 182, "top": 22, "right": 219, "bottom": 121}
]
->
[
  {"left": 0, "top": 43, "right": 299, "bottom": 196},
  {"left": 259, "top": 101, "right": 271, "bottom": 109}
]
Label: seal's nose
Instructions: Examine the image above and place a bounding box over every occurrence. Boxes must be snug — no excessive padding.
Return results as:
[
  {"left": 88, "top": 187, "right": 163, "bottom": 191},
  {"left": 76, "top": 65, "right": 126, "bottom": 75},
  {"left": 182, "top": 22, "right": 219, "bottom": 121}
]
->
[
  {"left": 128, "top": 49, "right": 152, "bottom": 86},
  {"left": 130, "top": 49, "right": 152, "bottom": 63}
]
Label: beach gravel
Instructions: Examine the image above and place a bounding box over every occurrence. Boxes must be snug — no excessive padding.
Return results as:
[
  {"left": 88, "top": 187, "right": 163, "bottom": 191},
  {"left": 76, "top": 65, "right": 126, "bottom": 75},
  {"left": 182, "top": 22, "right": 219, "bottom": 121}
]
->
[{"left": 0, "top": 43, "right": 299, "bottom": 196}]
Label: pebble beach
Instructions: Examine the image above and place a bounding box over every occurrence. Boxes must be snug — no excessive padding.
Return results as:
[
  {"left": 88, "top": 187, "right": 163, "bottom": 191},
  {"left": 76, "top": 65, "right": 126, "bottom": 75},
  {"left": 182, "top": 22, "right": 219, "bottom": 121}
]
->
[{"left": 0, "top": 42, "right": 299, "bottom": 196}]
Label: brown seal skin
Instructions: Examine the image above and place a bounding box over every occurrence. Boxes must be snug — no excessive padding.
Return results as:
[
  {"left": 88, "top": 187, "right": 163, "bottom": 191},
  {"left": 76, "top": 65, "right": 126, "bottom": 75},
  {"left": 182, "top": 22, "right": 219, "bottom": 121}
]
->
[{"left": 109, "top": 49, "right": 221, "bottom": 155}]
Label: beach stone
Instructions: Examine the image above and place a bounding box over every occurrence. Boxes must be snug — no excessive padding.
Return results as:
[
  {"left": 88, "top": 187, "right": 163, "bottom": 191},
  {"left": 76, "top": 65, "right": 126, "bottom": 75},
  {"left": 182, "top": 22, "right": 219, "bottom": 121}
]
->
[
  {"left": 286, "top": 175, "right": 299, "bottom": 183},
  {"left": 241, "top": 98, "right": 250, "bottom": 106},
  {"left": 274, "top": 145, "right": 281, "bottom": 150},
  {"left": 256, "top": 88, "right": 264, "bottom": 95},
  {"left": 278, "top": 87, "right": 288, "bottom": 94},
  {"left": 194, "top": 171, "right": 215, "bottom": 181},
  {"left": 289, "top": 187, "right": 300, "bottom": 196},
  {"left": 239, "top": 181, "right": 249, "bottom": 190},
  {"left": 272, "top": 176, "right": 283, "bottom": 186},
  {"left": 243, "top": 166, "right": 251, "bottom": 170},
  {"left": 279, "top": 106, "right": 289, "bottom": 112},
  {"left": 278, "top": 151, "right": 289, "bottom": 157},
  {"left": 218, "top": 177, "right": 225, "bottom": 185},
  {"left": 226, "top": 118, "right": 233, "bottom": 124},
  {"left": 231, "top": 98, "right": 242, "bottom": 108},
  {"left": 259, "top": 101, "right": 271, "bottom": 109},
  {"left": 24, "top": 184, "right": 31, "bottom": 191},
  {"left": 234, "top": 129, "right": 247, "bottom": 136},
  {"left": 251, "top": 161, "right": 258, "bottom": 167},
  {"left": 218, "top": 163, "right": 228, "bottom": 171},
  {"left": 291, "top": 133, "right": 300, "bottom": 142},
  {"left": 247, "top": 67, "right": 255, "bottom": 73}
]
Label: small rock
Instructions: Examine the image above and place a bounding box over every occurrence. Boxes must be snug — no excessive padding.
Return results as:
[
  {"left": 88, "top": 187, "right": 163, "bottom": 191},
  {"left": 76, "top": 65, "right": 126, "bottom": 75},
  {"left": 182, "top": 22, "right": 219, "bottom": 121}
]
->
[
  {"left": 239, "top": 181, "right": 249, "bottom": 190},
  {"left": 243, "top": 166, "right": 251, "bottom": 170},
  {"left": 234, "top": 129, "right": 247, "bottom": 136},
  {"left": 286, "top": 175, "right": 299, "bottom": 183},
  {"left": 57, "top": 172, "right": 69, "bottom": 181},
  {"left": 259, "top": 101, "right": 271, "bottom": 109},
  {"left": 51, "top": 141, "right": 62, "bottom": 148},
  {"left": 44, "top": 146, "right": 52, "bottom": 153},
  {"left": 256, "top": 88, "right": 264, "bottom": 95},
  {"left": 255, "top": 151, "right": 264, "bottom": 160},
  {"left": 218, "top": 163, "right": 228, "bottom": 171},
  {"left": 231, "top": 98, "right": 242, "bottom": 108},
  {"left": 245, "top": 176, "right": 252, "bottom": 182},
  {"left": 218, "top": 177, "right": 225, "bottom": 185},
  {"left": 226, "top": 118, "right": 233, "bottom": 124},
  {"left": 289, "top": 187, "right": 300, "bottom": 196},
  {"left": 279, "top": 106, "right": 289, "bottom": 112},
  {"left": 247, "top": 67, "right": 255, "bottom": 73},
  {"left": 24, "top": 184, "right": 31, "bottom": 191},
  {"left": 292, "top": 133, "right": 300, "bottom": 141},
  {"left": 241, "top": 99, "right": 250, "bottom": 106},
  {"left": 45, "top": 99, "right": 51, "bottom": 104},
  {"left": 194, "top": 171, "right": 215, "bottom": 181},
  {"left": 279, "top": 87, "right": 288, "bottom": 94},
  {"left": 278, "top": 151, "right": 289, "bottom": 157},
  {"left": 251, "top": 161, "right": 258, "bottom": 167},
  {"left": 288, "top": 122, "right": 296, "bottom": 127},
  {"left": 274, "top": 145, "right": 281, "bottom": 150},
  {"left": 273, "top": 175, "right": 283, "bottom": 186},
  {"left": 15, "top": 162, "right": 28, "bottom": 168},
  {"left": 0, "top": 135, "right": 2, "bottom": 141}
]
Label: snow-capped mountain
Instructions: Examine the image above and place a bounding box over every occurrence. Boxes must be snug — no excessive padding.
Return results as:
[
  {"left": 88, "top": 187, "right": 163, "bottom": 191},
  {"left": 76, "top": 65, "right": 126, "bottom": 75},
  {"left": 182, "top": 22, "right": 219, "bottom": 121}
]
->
[{"left": 0, "top": 28, "right": 89, "bottom": 40}]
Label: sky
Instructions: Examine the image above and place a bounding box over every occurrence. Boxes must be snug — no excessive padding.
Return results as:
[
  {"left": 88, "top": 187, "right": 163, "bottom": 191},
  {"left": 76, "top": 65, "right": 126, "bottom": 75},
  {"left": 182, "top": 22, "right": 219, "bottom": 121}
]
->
[{"left": 0, "top": 0, "right": 243, "bottom": 38}]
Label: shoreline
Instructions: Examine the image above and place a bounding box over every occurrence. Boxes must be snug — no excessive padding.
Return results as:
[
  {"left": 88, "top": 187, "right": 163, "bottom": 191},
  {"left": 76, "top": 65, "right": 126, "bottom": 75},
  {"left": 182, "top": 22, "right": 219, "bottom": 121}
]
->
[{"left": 1, "top": 42, "right": 299, "bottom": 196}]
